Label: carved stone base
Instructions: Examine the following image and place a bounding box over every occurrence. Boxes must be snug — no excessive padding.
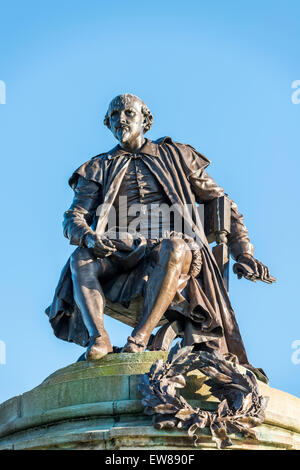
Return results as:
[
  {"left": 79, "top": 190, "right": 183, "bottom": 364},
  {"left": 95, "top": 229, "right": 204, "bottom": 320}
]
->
[{"left": 0, "top": 352, "right": 299, "bottom": 450}]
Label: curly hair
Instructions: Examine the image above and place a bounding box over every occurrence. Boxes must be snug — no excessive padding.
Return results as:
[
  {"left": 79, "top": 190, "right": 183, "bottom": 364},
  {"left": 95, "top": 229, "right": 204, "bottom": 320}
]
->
[{"left": 104, "top": 94, "right": 154, "bottom": 134}]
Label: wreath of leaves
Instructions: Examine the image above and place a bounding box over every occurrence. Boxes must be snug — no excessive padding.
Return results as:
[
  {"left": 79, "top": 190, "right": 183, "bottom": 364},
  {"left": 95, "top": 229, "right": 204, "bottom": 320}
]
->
[{"left": 138, "top": 344, "right": 268, "bottom": 449}]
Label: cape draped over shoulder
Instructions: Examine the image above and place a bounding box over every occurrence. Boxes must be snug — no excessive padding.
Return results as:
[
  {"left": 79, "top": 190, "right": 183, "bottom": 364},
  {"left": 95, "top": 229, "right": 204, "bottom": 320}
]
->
[{"left": 46, "top": 137, "right": 249, "bottom": 365}]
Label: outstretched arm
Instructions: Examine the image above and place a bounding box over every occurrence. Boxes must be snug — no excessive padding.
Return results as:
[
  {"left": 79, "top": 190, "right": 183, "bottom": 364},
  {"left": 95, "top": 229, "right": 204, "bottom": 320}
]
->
[{"left": 188, "top": 169, "right": 275, "bottom": 284}]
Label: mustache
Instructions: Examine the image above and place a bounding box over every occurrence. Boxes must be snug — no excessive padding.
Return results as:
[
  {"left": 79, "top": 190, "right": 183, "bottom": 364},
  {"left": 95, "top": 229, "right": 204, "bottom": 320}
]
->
[{"left": 115, "top": 124, "right": 130, "bottom": 131}]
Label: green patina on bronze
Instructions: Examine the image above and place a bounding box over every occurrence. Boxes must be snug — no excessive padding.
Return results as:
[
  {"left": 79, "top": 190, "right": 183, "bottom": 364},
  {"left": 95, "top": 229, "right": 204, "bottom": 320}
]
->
[{"left": 0, "top": 352, "right": 299, "bottom": 450}]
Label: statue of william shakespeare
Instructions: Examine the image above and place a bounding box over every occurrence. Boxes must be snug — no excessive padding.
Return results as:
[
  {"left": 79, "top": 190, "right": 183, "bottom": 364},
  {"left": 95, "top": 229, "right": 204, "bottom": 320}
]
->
[{"left": 46, "top": 94, "right": 275, "bottom": 376}]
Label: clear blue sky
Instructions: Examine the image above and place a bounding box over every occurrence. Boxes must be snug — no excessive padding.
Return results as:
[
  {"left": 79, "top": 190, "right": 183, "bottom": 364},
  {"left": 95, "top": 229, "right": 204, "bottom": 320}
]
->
[{"left": 0, "top": 0, "right": 299, "bottom": 403}]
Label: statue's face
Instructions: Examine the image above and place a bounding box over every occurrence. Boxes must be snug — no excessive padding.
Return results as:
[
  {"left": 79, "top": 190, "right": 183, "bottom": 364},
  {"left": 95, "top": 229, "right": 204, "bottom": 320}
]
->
[{"left": 108, "top": 98, "right": 145, "bottom": 146}]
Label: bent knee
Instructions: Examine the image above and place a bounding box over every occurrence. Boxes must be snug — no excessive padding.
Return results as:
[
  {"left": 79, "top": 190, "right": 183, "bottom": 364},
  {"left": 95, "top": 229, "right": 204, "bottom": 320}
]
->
[
  {"left": 161, "top": 238, "right": 189, "bottom": 264},
  {"left": 70, "top": 247, "right": 94, "bottom": 272}
]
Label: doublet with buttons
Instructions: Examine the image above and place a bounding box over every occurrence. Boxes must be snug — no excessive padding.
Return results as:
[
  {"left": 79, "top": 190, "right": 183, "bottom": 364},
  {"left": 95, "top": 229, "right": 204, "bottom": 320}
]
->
[{"left": 114, "top": 156, "right": 172, "bottom": 238}]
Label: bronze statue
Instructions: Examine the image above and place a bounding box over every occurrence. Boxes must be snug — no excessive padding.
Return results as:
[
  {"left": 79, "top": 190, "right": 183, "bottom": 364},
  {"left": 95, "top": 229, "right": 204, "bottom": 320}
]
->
[{"left": 46, "top": 94, "right": 275, "bottom": 371}]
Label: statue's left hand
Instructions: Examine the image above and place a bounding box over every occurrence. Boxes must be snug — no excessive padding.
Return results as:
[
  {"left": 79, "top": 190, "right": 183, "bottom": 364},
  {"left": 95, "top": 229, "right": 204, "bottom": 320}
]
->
[{"left": 233, "top": 253, "right": 276, "bottom": 284}]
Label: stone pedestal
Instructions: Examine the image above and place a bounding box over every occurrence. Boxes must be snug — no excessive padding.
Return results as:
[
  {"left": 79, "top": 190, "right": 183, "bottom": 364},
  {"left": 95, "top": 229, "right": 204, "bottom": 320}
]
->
[{"left": 0, "top": 352, "right": 300, "bottom": 450}]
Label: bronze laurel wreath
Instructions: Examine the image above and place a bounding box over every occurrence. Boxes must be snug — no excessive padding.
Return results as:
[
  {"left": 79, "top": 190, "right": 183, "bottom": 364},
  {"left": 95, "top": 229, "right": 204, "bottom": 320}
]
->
[{"left": 138, "top": 344, "right": 268, "bottom": 449}]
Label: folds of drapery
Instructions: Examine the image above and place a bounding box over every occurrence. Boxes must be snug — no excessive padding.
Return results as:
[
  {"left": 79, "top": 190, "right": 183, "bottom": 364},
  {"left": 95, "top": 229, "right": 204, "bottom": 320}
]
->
[{"left": 46, "top": 137, "right": 253, "bottom": 365}]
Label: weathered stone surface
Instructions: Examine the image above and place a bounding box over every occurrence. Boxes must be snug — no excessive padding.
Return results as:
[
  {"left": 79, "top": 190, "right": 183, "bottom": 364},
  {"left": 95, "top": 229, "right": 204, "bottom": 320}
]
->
[
  {"left": 42, "top": 351, "right": 168, "bottom": 385},
  {"left": 0, "top": 352, "right": 299, "bottom": 450}
]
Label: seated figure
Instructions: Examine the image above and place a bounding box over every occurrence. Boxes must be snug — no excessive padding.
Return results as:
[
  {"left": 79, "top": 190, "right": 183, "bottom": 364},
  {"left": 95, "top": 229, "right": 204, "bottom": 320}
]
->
[{"left": 46, "top": 94, "right": 275, "bottom": 366}]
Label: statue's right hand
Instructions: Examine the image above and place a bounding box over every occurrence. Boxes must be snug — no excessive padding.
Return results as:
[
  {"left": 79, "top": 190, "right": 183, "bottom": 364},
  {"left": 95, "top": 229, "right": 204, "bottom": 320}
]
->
[{"left": 84, "top": 233, "right": 117, "bottom": 258}]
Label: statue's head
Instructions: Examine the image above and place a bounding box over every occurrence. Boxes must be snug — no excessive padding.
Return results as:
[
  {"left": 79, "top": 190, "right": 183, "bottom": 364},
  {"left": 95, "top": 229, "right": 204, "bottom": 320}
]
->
[{"left": 104, "top": 94, "right": 153, "bottom": 146}]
